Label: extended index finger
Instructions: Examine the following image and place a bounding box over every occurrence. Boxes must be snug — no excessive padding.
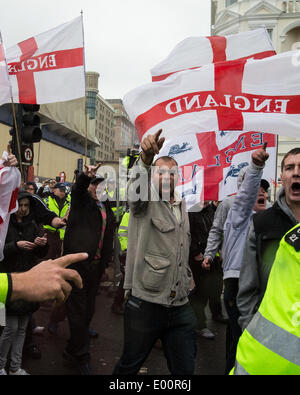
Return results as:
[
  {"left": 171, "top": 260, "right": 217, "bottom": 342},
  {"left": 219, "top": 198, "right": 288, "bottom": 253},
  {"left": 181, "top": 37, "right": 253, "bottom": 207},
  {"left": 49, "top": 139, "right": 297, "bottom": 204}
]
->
[
  {"left": 6, "top": 144, "right": 12, "bottom": 155},
  {"left": 262, "top": 142, "right": 268, "bottom": 151},
  {"left": 154, "top": 129, "right": 163, "bottom": 141},
  {"left": 53, "top": 252, "right": 88, "bottom": 268}
]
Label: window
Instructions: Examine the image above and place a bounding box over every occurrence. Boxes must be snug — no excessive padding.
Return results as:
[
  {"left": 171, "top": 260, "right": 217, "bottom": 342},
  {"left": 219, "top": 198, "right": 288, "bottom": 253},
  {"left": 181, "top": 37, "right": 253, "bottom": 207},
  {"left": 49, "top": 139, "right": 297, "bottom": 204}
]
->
[
  {"left": 267, "top": 29, "right": 273, "bottom": 40},
  {"left": 226, "top": 0, "right": 237, "bottom": 7}
]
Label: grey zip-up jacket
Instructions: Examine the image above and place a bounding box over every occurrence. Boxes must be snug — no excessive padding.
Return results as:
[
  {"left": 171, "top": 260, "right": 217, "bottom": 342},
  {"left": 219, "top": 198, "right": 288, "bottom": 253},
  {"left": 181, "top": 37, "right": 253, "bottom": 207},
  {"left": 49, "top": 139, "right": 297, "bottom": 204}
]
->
[
  {"left": 204, "top": 167, "right": 246, "bottom": 261},
  {"left": 221, "top": 161, "right": 264, "bottom": 280},
  {"left": 124, "top": 158, "right": 193, "bottom": 306}
]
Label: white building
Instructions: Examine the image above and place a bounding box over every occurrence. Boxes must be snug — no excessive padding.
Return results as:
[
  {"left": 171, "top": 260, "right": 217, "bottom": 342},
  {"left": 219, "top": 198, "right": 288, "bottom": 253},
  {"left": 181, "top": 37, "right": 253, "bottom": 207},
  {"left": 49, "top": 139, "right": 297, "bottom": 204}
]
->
[{"left": 211, "top": 0, "right": 300, "bottom": 182}]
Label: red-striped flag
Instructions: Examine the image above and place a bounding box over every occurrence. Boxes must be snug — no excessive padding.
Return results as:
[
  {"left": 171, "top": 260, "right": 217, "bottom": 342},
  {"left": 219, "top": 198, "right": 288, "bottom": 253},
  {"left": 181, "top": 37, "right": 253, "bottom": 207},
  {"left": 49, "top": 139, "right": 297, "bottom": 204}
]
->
[
  {"left": 0, "top": 151, "right": 21, "bottom": 261},
  {"left": 125, "top": 51, "right": 300, "bottom": 142},
  {"left": 6, "top": 16, "right": 85, "bottom": 104},
  {"left": 151, "top": 28, "right": 275, "bottom": 81}
]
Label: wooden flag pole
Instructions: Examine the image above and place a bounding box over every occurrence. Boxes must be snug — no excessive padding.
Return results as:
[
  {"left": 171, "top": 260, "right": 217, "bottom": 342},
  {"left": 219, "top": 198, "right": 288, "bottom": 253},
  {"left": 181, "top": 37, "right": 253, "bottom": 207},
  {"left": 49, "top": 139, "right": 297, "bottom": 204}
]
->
[
  {"left": 84, "top": 94, "right": 88, "bottom": 166},
  {"left": 80, "top": 10, "right": 88, "bottom": 166}
]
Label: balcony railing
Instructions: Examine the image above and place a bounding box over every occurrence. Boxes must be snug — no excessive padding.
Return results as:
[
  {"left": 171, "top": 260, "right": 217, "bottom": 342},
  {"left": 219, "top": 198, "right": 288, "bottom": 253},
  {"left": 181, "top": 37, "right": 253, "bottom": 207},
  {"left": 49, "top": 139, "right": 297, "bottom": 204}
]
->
[{"left": 280, "top": 0, "right": 300, "bottom": 13}]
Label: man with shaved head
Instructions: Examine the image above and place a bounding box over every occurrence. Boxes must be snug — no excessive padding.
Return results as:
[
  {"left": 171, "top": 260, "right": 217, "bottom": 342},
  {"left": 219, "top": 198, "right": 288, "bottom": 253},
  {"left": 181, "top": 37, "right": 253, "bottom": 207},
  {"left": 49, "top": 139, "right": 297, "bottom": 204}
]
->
[
  {"left": 113, "top": 129, "right": 197, "bottom": 375},
  {"left": 238, "top": 148, "right": 300, "bottom": 331}
]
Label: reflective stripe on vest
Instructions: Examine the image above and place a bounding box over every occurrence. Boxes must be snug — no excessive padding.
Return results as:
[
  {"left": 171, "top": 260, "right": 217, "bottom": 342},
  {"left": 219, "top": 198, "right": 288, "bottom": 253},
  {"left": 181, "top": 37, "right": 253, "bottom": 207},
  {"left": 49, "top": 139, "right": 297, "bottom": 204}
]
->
[
  {"left": 118, "top": 212, "right": 129, "bottom": 252},
  {"left": 0, "top": 273, "right": 8, "bottom": 304},
  {"left": 0, "top": 273, "right": 8, "bottom": 326},
  {"left": 232, "top": 223, "right": 300, "bottom": 375},
  {"left": 43, "top": 195, "right": 71, "bottom": 239}
]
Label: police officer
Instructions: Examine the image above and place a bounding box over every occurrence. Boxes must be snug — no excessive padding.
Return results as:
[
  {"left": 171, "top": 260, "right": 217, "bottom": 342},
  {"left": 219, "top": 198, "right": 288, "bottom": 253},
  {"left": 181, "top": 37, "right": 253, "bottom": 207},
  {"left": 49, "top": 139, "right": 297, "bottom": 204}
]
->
[{"left": 43, "top": 183, "right": 71, "bottom": 259}]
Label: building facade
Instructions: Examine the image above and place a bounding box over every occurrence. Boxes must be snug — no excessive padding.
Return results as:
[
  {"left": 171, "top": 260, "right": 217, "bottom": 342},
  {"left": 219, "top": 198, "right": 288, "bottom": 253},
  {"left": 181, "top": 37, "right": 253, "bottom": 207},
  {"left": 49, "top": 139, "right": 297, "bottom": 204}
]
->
[
  {"left": 86, "top": 72, "right": 115, "bottom": 163},
  {"left": 211, "top": 0, "right": 300, "bottom": 181},
  {"left": 0, "top": 96, "right": 97, "bottom": 183},
  {"left": 106, "top": 98, "right": 139, "bottom": 161}
]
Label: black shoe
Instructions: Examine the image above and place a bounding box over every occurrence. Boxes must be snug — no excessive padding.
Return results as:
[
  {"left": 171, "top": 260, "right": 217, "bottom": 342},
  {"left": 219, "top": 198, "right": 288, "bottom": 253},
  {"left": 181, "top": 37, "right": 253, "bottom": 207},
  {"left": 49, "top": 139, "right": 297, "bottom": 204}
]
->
[
  {"left": 78, "top": 361, "right": 92, "bottom": 375},
  {"left": 23, "top": 344, "right": 42, "bottom": 360}
]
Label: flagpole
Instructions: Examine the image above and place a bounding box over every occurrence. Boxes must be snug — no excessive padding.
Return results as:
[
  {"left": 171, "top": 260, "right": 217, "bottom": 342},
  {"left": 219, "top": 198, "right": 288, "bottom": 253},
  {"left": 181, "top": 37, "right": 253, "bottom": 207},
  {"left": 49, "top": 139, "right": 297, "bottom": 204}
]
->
[
  {"left": 0, "top": 31, "right": 24, "bottom": 180},
  {"left": 80, "top": 10, "right": 88, "bottom": 166}
]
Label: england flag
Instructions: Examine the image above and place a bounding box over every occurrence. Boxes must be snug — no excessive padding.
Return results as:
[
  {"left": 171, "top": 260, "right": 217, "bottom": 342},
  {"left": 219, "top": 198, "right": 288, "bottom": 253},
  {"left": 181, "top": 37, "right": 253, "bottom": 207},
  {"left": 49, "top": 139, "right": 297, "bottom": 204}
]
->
[
  {"left": 158, "top": 131, "right": 277, "bottom": 205},
  {"left": 151, "top": 28, "right": 275, "bottom": 82},
  {"left": 5, "top": 16, "right": 85, "bottom": 105},
  {"left": 0, "top": 151, "right": 21, "bottom": 262},
  {"left": 124, "top": 51, "right": 300, "bottom": 141}
]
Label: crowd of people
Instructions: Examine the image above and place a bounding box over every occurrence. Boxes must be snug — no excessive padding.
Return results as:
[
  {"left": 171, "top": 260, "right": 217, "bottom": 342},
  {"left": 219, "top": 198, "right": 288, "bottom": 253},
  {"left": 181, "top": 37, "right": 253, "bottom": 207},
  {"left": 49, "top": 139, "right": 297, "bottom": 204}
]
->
[{"left": 0, "top": 132, "right": 299, "bottom": 376}]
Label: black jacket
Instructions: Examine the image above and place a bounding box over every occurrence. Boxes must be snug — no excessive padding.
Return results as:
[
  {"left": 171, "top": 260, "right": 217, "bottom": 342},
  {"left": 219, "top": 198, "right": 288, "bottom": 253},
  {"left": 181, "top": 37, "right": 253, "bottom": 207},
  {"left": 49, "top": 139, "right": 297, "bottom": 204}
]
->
[
  {"left": 188, "top": 203, "right": 217, "bottom": 258},
  {"left": 0, "top": 191, "right": 48, "bottom": 315},
  {"left": 63, "top": 173, "right": 114, "bottom": 273},
  {"left": 18, "top": 190, "right": 58, "bottom": 226}
]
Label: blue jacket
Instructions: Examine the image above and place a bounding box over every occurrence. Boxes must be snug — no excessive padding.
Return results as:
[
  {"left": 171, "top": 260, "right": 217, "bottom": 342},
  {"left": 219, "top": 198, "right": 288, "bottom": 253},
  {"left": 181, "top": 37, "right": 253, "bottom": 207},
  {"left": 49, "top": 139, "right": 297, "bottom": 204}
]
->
[{"left": 221, "top": 161, "right": 264, "bottom": 280}]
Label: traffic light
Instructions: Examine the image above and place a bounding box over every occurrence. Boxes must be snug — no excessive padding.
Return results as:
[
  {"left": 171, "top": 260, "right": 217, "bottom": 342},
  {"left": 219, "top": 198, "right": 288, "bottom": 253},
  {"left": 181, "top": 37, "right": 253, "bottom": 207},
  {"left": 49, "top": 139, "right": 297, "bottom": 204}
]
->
[
  {"left": 9, "top": 104, "right": 42, "bottom": 168},
  {"left": 20, "top": 104, "right": 42, "bottom": 166},
  {"left": 21, "top": 104, "right": 42, "bottom": 144},
  {"left": 77, "top": 158, "right": 83, "bottom": 172}
]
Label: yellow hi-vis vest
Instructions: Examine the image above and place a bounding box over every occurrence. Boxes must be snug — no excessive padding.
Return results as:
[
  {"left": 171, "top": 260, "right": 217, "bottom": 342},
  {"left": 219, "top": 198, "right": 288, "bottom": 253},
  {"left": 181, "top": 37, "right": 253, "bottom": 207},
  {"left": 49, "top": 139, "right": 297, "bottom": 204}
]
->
[
  {"left": 118, "top": 211, "right": 129, "bottom": 253},
  {"left": 43, "top": 195, "right": 71, "bottom": 240},
  {"left": 0, "top": 273, "right": 9, "bottom": 326},
  {"left": 231, "top": 223, "right": 300, "bottom": 375},
  {"left": 107, "top": 189, "right": 125, "bottom": 219}
]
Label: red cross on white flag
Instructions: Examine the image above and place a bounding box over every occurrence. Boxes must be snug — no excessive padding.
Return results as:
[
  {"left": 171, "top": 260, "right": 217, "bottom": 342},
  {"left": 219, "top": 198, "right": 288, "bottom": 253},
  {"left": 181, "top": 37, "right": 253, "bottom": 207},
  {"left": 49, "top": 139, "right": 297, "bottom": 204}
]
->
[
  {"left": 0, "top": 151, "right": 21, "bottom": 261},
  {"left": 5, "top": 16, "right": 85, "bottom": 105},
  {"left": 0, "top": 32, "right": 12, "bottom": 106},
  {"left": 124, "top": 50, "right": 300, "bottom": 141},
  {"left": 151, "top": 29, "right": 275, "bottom": 82},
  {"left": 158, "top": 131, "right": 277, "bottom": 205}
]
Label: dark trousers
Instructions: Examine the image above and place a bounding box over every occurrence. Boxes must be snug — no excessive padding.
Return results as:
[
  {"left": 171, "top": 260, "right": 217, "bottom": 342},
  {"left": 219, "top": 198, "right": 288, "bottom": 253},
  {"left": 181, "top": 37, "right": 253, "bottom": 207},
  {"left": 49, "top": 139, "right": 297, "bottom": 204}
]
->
[
  {"left": 223, "top": 278, "right": 242, "bottom": 375},
  {"left": 43, "top": 229, "right": 62, "bottom": 260},
  {"left": 113, "top": 295, "right": 197, "bottom": 375},
  {"left": 65, "top": 262, "right": 105, "bottom": 363},
  {"left": 189, "top": 259, "right": 223, "bottom": 329}
]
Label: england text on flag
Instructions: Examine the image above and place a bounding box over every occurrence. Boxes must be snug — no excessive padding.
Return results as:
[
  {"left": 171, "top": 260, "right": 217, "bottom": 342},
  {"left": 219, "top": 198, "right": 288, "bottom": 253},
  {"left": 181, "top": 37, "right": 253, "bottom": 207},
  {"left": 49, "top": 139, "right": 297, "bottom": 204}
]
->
[
  {"left": 124, "top": 50, "right": 300, "bottom": 141},
  {"left": 5, "top": 16, "right": 85, "bottom": 105},
  {"left": 151, "top": 29, "right": 275, "bottom": 82},
  {"left": 0, "top": 33, "right": 12, "bottom": 106},
  {"left": 158, "top": 131, "right": 277, "bottom": 205}
]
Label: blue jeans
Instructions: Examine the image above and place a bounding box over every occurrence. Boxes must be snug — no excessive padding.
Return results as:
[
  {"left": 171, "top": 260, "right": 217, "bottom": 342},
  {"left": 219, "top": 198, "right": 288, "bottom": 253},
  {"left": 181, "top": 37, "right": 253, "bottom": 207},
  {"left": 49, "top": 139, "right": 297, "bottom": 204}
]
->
[
  {"left": 0, "top": 314, "right": 30, "bottom": 371},
  {"left": 113, "top": 295, "right": 197, "bottom": 375}
]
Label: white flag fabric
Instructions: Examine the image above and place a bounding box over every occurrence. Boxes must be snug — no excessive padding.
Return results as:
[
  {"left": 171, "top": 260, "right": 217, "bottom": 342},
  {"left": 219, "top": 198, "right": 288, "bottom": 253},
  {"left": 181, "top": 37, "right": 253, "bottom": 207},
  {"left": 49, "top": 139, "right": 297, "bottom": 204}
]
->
[
  {"left": 0, "top": 151, "right": 21, "bottom": 262},
  {"left": 124, "top": 51, "right": 300, "bottom": 142},
  {"left": 6, "top": 16, "right": 85, "bottom": 104},
  {"left": 0, "top": 32, "right": 12, "bottom": 106},
  {"left": 157, "top": 131, "right": 277, "bottom": 205},
  {"left": 151, "top": 28, "right": 275, "bottom": 81}
]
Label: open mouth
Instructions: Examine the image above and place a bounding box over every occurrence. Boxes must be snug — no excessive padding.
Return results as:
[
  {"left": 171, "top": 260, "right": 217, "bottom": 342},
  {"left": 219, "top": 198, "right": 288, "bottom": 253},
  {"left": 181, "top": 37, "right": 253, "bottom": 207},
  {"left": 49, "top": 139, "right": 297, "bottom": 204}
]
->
[
  {"left": 291, "top": 182, "right": 300, "bottom": 193},
  {"left": 257, "top": 198, "right": 265, "bottom": 204}
]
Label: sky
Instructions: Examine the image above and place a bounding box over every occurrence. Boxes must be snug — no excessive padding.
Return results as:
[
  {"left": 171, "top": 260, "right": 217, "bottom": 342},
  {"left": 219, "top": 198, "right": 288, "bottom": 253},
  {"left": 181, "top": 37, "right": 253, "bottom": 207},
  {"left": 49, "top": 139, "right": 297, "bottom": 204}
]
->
[{"left": 0, "top": 0, "right": 211, "bottom": 100}]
